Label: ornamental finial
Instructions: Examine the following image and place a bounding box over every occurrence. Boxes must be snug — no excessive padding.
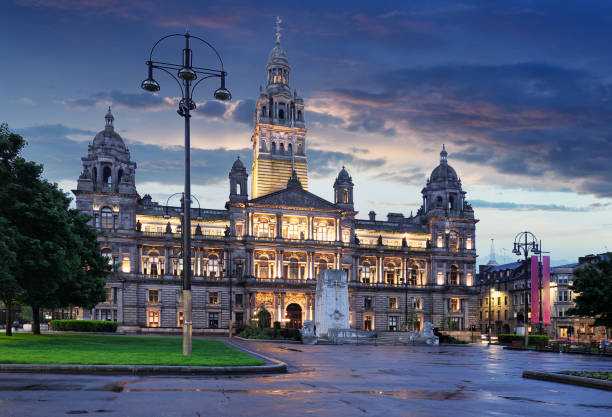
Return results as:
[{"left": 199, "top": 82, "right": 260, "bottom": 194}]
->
[{"left": 275, "top": 16, "right": 282, "bottom": 45}]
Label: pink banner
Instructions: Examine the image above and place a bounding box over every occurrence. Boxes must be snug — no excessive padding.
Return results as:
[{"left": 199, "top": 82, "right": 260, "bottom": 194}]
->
[
  {"left": 542, "top": 256, "right": 551, "bottom": 325},
  {"left": 531, "top": 256, "right": 539, "bottom": 325}
]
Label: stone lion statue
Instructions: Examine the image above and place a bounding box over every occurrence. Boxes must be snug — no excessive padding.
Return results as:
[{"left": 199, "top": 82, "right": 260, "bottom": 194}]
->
[{"left": 408, "top": 321, "right": 439, "bottom": 345}]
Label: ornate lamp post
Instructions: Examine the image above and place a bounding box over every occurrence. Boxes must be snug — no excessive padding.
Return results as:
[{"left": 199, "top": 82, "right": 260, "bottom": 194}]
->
[
  {"left": 512, "top": 231, "right": 540, "bottom": 349},
  {"left": 142, "top": 33, "right": 231, "bottom": 355}
]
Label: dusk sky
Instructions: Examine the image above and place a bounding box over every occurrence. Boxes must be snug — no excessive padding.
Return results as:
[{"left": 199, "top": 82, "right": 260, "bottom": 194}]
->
[{"left": 2, "top": 0, "right": 611, "bottom": 265}]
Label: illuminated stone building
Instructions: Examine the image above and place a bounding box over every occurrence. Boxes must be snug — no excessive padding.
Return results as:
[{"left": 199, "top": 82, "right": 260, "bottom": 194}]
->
[{"left": 74, "top": 35, "right": 479, "bottom": 333}]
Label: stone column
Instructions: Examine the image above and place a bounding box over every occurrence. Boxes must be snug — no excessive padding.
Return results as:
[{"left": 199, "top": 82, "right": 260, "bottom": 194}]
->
[
  {"left": 137, "top": 245, "right": 143, "bottom": 275},
  {"left": 377, "top": 256, "right": 383, "bottom": 284},
  {"left": 306, "top": 293, "right": 311, "bottom": 320},
  {"left": 279, "top": 250, "right": 284, "bottom": 280},
  {"left": 308, "top": 216, "right": 314, "bottom": 240},
  {"left": 281, "top": 293, "right": 285, "bottom": 322},
  {"left": 164, "top": 247, "right": 170, "bottom": 277},
  {"left": 276, "top": 213, "right": 283, "bottom": 238}
]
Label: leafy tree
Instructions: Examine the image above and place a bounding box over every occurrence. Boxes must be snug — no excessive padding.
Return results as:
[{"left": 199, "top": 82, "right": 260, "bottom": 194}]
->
[
  {"left": 0, "top": 123, "right": 110, "bottom": 335},
  {"left": 568, "top": 253, "right": 612, "bottom": 329}
]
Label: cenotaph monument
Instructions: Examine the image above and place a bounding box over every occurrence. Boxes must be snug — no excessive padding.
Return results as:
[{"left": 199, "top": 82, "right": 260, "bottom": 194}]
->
[{"left": 314, "top": 269, "right": 349, "bottom": 338}]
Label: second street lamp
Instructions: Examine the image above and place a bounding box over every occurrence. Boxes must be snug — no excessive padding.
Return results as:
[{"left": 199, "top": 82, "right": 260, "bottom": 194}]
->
[{"left": 142, "top": 33, "right": 231, "bottom": 356}]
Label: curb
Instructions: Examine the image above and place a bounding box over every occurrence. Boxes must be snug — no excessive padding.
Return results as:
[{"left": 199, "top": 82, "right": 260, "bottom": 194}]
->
[
  {"left": 233, "top": 336, "right": 302, "bottom": 344},
  {"left": 0, "top": 362, "right": 286, "bottom": 375},
  {"left": 523, "top": 370, "right": 612, "bottom": 391}
]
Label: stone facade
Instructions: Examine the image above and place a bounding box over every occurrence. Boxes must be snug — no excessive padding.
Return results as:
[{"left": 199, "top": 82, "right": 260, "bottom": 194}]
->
[{"left": 74, "top": 36, "right": 479, "bottom": 334}]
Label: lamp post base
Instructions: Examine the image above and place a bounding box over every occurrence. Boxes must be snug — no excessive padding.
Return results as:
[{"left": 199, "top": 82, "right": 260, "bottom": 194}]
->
[{"left": 182, "top": 289, "right": 192, "bottom": 356}]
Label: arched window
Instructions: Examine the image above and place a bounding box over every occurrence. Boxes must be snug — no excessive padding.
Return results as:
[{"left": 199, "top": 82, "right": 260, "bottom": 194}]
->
[
  {"left": 101, "top": 248, "right": 113, "bottom": 265},
  {"left": 92, "top": 167, "right": 97, "bottom": 183},
  {"left": 103, "top": 166, "right": 112, "bottom": 184},
  {"left": 261, "top": 106, "right": 267, "bottom": 117},
  {"left": 271, "top": 142, "right": 276, "bottom": 153},
  {"left": 449, "top": 265, "right": 459, "bottom": 285},
  {"left": 101, "top": 207, "right": 113, "bottom": 229},
  {"left": 289, "top": 258, "right": 299, "bottom": 280},
  {"left": 343, "top": 189, "right": 349, "bottom": 203},
  {"left": 449, "top": 231, "right": 458, "bottom": 252},
  {"left": 297, "top": 110, "right": 302, "bottom": 121},
  {"left": 436, "top": 196, "right": 443, "bottom": 208},
  {"left": 288, "top": 143, "right": 292, "bottom": 155},
  {"left": 298, "top": 143, "right": 303, "bottom": 155},
  {"left": 279, "top": 109, "right": 285, "bottom": 119},
  {"left": 261, "top": 140, "right": 267, "bottom": 151},
  {"left": 360, "top": 261, "right": 372, "bottom": 283},
  {"left": 280, "top": 143, "right": 285, "bottom": 154},
  {"left": 208, "top": 255, "right": 220, "bottom": 278},
  {"left": 449, "top": 195, "right": 455, "bottom": 210}
]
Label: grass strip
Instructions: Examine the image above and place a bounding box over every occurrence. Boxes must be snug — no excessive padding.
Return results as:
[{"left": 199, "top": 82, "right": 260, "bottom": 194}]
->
[{"left": 0, "top": 334, "right": 264, "bottom": 366}]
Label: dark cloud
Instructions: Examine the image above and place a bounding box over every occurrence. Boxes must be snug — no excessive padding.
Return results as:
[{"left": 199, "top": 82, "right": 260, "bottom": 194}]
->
[
  {"left": 198, "top": 101, "right": 226, "bottom": 118},
  {"left": 470, "top": 200, "right": 589, "bottom": 212},
  {"left": 230, "top": 99, "right": 255, "bottom": 125},
  {"left": 325, "top": 61, "right": 612, "bottom": 197},
  {"left": 63, "top": 90, "right": 171, "bottom": 110}
]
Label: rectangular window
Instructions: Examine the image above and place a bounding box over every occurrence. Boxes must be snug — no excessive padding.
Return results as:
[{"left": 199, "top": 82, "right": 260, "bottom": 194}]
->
[
  {"left": 235, "top": 294, "right": 243, "bottom": 307},
  {"left": 413, "top": 297, "right": 422, "bottom": 310},
  {"left": 105, "top": 287, "right": 113, "bottom": 303},
  {"left": 504, "top": 296, "right": 508, "bottom": 306},
  {"left": 100, "top": 309, "right": 114, "bottom": 321},
  {"left": 208, "top": 291, "right": 219, "bottom": 305},
  {"left": 450, "top": 298, "right": 460, "bottom": 312},
  {"left": 235, "top": 312, "right": 244, "bottom": 328},
  {"left": 364, "top": 296, "right": 372, "bottom": 310},
  {"left": 364, "top": 315, "right": 373, "bottom": 331},
  {"left": 504, "top": 310, "right": 508, "bottom": 320},
  {"left": 147, "top": 310, "right": 160, "bottom": 327},
  {"left": 389, "top": 297, "right": 398, "bottom": 310},
  {"left": 177, "top": 311, "right": 184, "bottom": 328},
  {"left": 513, "top": 295, "right": 517, "bottom": 305},
  {"left": 388, "top": 316, "right": 398, "bottom": 331},
  {"left": 479, "top": 311, "right": 483, "bottom": 320},
  {"left": 148, "top": 289, "right": 159, "bottom": 304},
  {"left": 121, "top": 257, "right": 131, "bottom": 273},
  {"left": 208, "top": 312, "right": 219, "bottom": 328}
]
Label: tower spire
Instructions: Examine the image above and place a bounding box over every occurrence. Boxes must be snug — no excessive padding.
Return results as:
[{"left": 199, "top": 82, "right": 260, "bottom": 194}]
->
[
  {"left": 440, "top": 144, "right": 448, "bottom": 163},
  {"left": 487, "top": 238, "right": 498, "bottom": 266}
]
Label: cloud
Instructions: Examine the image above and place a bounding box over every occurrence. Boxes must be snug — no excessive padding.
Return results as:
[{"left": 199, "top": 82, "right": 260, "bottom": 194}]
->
[
  {"left": 308, "top": 148, "right": 386, "bottom": 179},
  {"left": 17, "top": 97, "right": 34, "bottom": 105},
  {"left": 469, "top": 200, "right": 590, "bottom": 212},
  {"left": 374, "top": 167, "right": 426, "bottom": 186},
  {"left": 62, "top": 91, "right": 175, "bottom": 110},
  {"left": 311, "top": 61, "right": 612, "bottom": 197}
]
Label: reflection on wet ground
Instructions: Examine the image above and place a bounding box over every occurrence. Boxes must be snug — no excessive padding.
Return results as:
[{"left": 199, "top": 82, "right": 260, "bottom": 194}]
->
[{"left": 0, "top": 343, "right": 611, "bottom": 416}]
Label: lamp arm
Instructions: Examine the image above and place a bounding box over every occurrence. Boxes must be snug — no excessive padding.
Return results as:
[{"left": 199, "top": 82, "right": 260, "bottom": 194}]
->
[
  {"left": 190, "top": 34, "right": 226, "bottom": 71},
  {"left": 190, "top": 75, "right": 218, "bottom": 99},
  {"left": 153, "top": 67, "right": 185, "bottom": 98},
  {"left": 148, "top": 33, "right": 184, "bottom": 61}
]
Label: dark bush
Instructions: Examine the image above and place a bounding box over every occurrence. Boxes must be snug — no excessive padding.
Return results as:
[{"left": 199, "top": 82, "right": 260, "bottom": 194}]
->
[
  {"left": 50, "top": 320, "right": 118, "bottom": 333},
  {"left": 498, "top": 334, "right": 549, "bottom": 344},
  {"left": 237, "top": 325, "right": 301, "bottom": 341},
  {"left": 273, "top": 321, "right": 281, "bottom": 329}
]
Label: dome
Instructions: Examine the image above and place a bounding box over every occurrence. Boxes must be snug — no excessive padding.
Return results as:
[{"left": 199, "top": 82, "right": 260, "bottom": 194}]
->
[
  {"left": 336, "top": 166, "right": 351, "bottom": 182},
  {"left": 92, "top": 108, "right": 127, "bottom": 151},
  {"left": 429, "top": 144, "right": 459, "bottom": 183},
  {"left": 268, "top": 44, "right": 289, "bottom": 67},
  {"left": 231, "top": 156, "right": 246, "bottom": 172}
]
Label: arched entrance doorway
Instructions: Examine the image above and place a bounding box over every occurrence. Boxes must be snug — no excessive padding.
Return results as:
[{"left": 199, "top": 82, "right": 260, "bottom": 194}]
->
[{"left": 286, "top": 303, "right": 302, "bottom": 329}]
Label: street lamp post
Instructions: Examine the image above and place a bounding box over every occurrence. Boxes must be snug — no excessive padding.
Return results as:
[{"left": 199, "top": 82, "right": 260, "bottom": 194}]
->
[
  {"left": 142, "top": 33, "right": 231, "bottom": 356},
  {"left": 512, "top": 231, "right": 540, "bottom": 349},
  {"left": 488, "top": 287, "right": 492, "bottom": 345}
]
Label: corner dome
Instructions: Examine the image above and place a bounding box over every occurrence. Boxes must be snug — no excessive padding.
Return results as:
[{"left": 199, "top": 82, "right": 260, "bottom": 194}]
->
[
  {"left": 231, "top": 156, "right": 246, "bottom": 172},
  {"left": 429, "top": 144, "right": 459, "bottom": 183},
  {"left": 335, "top": 166, "right": 352, "bottom": 183},
  {"left": 92, "top": 107, "right": 127, "bottom": 151}
]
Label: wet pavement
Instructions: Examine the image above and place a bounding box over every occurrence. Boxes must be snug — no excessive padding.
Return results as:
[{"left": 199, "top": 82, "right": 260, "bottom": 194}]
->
[{"left": 0, "top": 342, "right": 611, "bottom": 416}]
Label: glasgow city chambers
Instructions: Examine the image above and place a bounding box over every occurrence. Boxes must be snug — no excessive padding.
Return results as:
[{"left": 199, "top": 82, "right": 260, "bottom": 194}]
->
[{"left": 73, "top": 35, "right": 479, "bottom": 334}]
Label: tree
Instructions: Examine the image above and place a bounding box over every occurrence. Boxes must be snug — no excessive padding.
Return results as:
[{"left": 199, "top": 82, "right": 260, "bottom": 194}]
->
[
  {"left": 568, "top": 253, "right": 612, "bottom": 329},
  {"left": 0, "top": 123, "right": 110, "bottom": 334}
]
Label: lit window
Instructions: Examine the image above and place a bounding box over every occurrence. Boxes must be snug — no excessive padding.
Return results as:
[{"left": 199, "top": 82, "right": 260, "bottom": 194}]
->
[
  {"left": 466, "top": 236, "right": 473, "bottom": 250},
  {"left": 466, "top": 272, "right": 473, "bottom": 286},
  {"left": 208, "top": 312, "right": 219, "bottom": 328},
  {"left": 437, "top": 233, "right": 443, "bottom": 248},
  {"left": 389, "top": 297, "right": 398, "bottom": 309},
  {"left": 437, "top": 271, "right": 444, "bottom": 285},
  {"left": 121, "top": 257, "right": 130, "bottom": 273},
  {"left": 208, "top": 292, "right": 219, "bottom": 305},
  {"left": 450, "top": 298, "right": 460, "bottom": 312},
  {"left": 177, "top": 311, "right": 184, "bottom": 328},
  {"left": 388, "top": 316, "right": 398, "bottom": 331},
  {"left": 147, "top": 310, "right": 160, "bottom": 327},
  {"left": 102, "top": 248, "right": 113, "bottom": 265}
]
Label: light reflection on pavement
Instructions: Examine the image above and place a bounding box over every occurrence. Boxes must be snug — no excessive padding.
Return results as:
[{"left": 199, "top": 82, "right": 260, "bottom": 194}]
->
[{"left": 0, "top": 342, "right": 610, "bottom": 416}]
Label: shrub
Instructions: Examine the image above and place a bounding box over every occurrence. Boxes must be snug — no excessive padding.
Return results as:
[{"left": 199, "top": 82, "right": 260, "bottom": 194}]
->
[
  {"left": 49, "top": 320, "right": 118, "bottom": 333},
  {"left": 498, "top": 334, "right": 549, "bottom": 344},
  {"left": 237, "top": 325, "right": 301, "bottom": 341}
]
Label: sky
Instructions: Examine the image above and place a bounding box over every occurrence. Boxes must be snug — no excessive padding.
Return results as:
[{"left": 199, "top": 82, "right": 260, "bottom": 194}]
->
[{"left": 2, "top": 0, "right": 611, "bottom": 266}]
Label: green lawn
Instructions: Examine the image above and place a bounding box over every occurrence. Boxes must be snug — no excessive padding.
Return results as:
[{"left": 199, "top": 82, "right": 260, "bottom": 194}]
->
[{"left": 0, "top": 334, "right": 265, "bottom": 366}]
